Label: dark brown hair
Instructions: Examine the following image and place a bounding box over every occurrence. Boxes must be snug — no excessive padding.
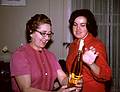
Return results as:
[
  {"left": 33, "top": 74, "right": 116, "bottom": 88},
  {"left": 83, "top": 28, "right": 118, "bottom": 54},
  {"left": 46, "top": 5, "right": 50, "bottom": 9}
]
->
[{"left": 69, "top": 9, "right": 98, "bottom": 38}]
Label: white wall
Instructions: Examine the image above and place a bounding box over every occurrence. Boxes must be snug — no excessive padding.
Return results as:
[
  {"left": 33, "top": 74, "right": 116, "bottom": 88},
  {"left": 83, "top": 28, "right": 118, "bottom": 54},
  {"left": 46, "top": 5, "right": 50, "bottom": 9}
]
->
[{"left": 0, "top": 0, "right": 71, "bottom": 60}]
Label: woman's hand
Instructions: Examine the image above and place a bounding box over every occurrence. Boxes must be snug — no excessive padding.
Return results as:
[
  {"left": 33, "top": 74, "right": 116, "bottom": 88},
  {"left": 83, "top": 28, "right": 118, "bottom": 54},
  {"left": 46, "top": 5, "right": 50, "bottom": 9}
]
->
[
  {"left": 60, "top": 77, "right": 83, "bottom": 92},
  {"left": 74, "top": 77, "right": 83, "bottom": 92},
  {"left": 83, "top": 46, "right": 99, "bottom": 65},
  {"left": 58, "top": 85, "right": 76, "bottom": 92}
]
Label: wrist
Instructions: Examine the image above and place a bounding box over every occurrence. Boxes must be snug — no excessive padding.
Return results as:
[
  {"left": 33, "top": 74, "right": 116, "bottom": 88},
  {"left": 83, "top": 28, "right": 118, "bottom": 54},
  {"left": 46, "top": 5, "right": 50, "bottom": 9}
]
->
[{"left": 61, "top": 77, "right": 68, "bottom": 86}]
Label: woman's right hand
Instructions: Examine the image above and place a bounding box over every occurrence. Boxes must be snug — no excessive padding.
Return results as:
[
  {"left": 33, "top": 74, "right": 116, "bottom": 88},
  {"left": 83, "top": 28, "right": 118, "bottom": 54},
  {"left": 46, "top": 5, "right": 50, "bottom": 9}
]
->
[
  {"left": 58, "top": 85, "right": 76, "bottom": 92},
  {"left": 58, "top": 78, "right": 83, "bottom": 92}
]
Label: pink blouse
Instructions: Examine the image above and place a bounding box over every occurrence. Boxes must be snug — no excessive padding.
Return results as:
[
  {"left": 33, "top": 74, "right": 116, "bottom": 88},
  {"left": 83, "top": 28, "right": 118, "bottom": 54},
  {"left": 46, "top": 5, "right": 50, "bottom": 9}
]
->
[{"left": 10, "top": 44, "right": 61, "bottom": 92}]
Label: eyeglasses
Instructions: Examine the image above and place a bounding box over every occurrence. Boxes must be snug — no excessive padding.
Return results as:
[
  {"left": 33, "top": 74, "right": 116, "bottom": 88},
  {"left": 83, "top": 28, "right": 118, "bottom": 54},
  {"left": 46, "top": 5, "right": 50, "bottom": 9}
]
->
[{"left": 35, "top": 30, "right": 54, "bottom": 38}]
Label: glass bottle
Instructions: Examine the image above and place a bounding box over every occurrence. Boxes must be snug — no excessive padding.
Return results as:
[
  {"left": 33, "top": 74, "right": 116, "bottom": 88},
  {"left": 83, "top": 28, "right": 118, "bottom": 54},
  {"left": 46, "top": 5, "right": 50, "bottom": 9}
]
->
[{"left": 68, "top": 39, "right": 84, "bottom": 87}]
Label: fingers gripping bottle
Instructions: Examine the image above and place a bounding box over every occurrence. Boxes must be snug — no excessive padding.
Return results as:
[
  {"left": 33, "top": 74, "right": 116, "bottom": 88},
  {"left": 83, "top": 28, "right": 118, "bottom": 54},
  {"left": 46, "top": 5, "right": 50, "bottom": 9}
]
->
[{"left": 68, "top": 39, "right": 84, "bottom": 87}]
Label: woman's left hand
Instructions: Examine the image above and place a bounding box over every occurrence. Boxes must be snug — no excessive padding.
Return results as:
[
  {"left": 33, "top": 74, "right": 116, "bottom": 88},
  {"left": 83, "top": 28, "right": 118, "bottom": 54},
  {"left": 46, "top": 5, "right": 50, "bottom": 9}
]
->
[{"left": 82, "top": 46, "right": 99, "bottom": 65}]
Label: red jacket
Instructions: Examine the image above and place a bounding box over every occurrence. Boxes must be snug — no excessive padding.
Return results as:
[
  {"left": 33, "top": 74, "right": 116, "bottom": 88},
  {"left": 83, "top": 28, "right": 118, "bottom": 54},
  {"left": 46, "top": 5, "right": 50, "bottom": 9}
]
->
[{"left": 66, "top": 33, "right": 112, "bottom": 92}]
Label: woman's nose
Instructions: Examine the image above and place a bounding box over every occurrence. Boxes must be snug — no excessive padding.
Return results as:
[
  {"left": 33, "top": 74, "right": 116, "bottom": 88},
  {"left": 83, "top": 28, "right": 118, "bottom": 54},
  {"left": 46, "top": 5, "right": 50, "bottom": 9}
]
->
[
  {"left": 77, "top": 25, "right": 81, "bottom": 30},
  {"left": 45, "top": 35, "right": 50, "bottom": 40}
]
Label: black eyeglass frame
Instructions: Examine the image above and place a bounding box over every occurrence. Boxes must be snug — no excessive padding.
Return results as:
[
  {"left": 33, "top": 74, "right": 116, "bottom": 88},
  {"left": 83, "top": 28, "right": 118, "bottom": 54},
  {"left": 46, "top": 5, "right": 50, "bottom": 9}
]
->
[{"left": 35, "top": 30, "right": 54, "bottom": 38}]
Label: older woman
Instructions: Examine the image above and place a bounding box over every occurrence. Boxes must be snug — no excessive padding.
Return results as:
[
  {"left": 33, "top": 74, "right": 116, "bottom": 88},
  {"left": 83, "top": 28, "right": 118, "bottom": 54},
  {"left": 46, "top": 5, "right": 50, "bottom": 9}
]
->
[{"left": 10, "top": 14, "right": 82, "bottom": 92}]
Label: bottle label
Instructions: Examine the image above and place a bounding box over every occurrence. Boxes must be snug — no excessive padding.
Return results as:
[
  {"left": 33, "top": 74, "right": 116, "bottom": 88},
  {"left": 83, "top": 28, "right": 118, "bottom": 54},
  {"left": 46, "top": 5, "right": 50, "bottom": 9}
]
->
[{"left": 68, "top": 73, "right": 81, "bottom": 87}]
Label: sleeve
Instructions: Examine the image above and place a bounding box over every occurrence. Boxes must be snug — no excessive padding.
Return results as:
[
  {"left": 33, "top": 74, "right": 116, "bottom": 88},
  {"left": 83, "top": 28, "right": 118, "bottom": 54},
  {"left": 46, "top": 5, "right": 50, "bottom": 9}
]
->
[
  {"left": 51, "top": 53, "right": 62, "bottom": 70},
  {"left": 91, "top": 42, "right": 112, "bottom": 81},
  {"left": 10, "top": 51, "right": 31, "bottom": 76}
]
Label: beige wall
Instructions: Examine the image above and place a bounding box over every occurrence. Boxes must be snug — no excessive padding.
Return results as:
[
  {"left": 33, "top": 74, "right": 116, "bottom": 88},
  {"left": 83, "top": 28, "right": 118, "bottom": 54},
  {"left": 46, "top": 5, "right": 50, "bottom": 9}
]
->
[{"left": 0, "top": 0, "right": 71, "bottom": 60}]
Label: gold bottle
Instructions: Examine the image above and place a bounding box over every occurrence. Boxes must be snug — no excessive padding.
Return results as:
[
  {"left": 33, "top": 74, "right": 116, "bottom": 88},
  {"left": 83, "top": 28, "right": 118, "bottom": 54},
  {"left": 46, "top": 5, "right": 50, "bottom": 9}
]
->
[{"left": 68, "top": 39, "right": 84, "bottom": 87}]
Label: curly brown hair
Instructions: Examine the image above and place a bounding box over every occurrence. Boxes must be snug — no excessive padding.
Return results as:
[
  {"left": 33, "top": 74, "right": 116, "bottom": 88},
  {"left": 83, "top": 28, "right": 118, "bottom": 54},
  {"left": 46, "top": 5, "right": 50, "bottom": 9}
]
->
[{"left": 25, "top": 14, "right": 52, "bottom": 43}]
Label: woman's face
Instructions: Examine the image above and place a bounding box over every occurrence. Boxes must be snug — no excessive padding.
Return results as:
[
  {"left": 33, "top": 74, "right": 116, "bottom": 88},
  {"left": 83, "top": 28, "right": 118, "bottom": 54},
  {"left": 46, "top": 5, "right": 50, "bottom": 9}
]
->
[
  {"left": 30, "top": 23, "right": 52, "bottom": 51},
  {"left": 73, "top": 16, "right": 88, "bottom": 39}
]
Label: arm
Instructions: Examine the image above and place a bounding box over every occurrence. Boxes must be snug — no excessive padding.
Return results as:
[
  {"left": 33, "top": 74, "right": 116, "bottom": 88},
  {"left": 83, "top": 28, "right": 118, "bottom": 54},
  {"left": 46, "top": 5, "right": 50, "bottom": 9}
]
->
[
  {"left": 83, "top": 45, "right": 111, "bottom": 81},
  {"left": 15, "top": 74, "right": 51, "bottom": 92},
  {"left": 57, "top": 69, "right": 67, "bottom": 85},
  {"left": 83, "top": 46, "right": 100, "bottom": 75},
  {"left": 88, "top": 63, "right": 100, "bottom": 75},
  {"left": 93, "top": 44, "right": 112, "bottom": 81}
]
